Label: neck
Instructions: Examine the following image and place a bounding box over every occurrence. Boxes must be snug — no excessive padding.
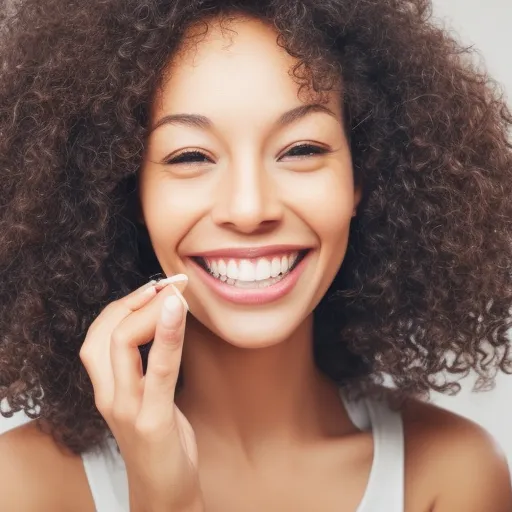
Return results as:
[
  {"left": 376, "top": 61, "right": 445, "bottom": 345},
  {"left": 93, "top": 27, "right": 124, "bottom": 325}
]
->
[{"left": 176, "top": 315, "right": 351, "bottom": 457}]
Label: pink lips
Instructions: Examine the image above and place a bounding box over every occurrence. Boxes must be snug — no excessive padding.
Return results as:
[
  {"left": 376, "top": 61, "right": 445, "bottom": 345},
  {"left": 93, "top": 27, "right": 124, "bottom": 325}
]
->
[
  {"left": 189, "top": 248, "right": 311, "bottom": 305},
  {"left": 189, "top": 244, "right": 309, "bottom": 259}
]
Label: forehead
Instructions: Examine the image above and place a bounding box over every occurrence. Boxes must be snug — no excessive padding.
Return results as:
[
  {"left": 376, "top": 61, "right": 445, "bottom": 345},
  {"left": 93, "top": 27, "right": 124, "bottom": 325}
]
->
[{"left": 151, "top": 15, "right": 341, "bottom": 117}]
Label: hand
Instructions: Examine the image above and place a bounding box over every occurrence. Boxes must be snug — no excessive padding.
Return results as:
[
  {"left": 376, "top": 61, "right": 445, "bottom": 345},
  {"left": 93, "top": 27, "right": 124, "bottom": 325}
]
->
[{"left": 80, "top": 276, "right": 203, "bottom": 512}]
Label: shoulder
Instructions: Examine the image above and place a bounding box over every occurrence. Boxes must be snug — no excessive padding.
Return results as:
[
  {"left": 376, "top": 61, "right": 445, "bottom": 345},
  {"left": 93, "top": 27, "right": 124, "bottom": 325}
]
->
[
  {"left": 0, "top": 420, "right": 94, "bottom": 512},
  {"left": 400, "top": 397, "right": 512, "bottom": 512}
]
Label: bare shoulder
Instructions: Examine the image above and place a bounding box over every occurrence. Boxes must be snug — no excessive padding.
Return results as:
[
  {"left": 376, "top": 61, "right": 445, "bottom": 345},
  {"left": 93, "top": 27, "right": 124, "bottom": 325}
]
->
[
  {"left": 0, "top": 420, "right": 94, "bottom": 512},
  {"left": 400, "top": 397, "right": 512, "bottom": 512}
]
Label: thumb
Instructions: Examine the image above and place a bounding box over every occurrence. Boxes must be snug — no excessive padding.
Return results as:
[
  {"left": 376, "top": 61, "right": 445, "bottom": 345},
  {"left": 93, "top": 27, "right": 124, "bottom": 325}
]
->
[{"left": 141, "top": 284, "right": 188, "bottom": 419}]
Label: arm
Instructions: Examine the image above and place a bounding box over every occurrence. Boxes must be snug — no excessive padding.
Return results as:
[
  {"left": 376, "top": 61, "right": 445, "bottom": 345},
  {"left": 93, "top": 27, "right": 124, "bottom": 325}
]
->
[
  {"left": 431, "top": 419, "right": 512, "bottom": 512},
  {"left": 0, "top": 429, "right": 37, "bottom": 511},
  {"left": 0, "top": 423, "right": 61, "bottom": 512},
  {"left": 400, "top": 396, "right": 511, "bottom": 512},
  {"left": 0, "top": 421, "right": 94, "bottom": 512}
]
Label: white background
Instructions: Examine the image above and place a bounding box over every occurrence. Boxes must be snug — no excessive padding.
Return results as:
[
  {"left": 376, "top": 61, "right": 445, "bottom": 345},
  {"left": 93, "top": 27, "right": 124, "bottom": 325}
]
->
[{"left": 2, "top": 0, "right": 512, "bottom": 470}]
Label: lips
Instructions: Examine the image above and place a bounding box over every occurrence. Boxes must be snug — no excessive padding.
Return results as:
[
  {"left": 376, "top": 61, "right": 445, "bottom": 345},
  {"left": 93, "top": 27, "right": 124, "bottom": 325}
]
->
[
  {"left": 189, "top": 244, "right": 310, "bottom": 259},
  {"left": 186, "top": 246, "right": 312, "bottom": 304}
]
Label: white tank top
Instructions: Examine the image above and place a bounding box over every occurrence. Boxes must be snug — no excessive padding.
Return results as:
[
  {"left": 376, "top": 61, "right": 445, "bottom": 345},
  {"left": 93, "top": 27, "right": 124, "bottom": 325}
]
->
[{"left": 81, "top": 389, "right": 404, "bottom": 512}]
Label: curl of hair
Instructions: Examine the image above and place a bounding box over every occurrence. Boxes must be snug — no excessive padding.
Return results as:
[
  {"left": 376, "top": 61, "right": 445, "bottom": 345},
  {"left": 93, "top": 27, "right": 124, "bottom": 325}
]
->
[{"left": 1, "top": 0, "right": 512, "bottom": 453}]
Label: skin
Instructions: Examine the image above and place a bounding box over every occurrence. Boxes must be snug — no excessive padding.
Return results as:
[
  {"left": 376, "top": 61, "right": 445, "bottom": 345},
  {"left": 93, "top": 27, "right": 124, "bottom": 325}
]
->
[
  {"left": 139, "top": 14, "right": 359, "bottom": 458},
  {"left": 0, "top": 14, "right": 511, "bottom": 512}
]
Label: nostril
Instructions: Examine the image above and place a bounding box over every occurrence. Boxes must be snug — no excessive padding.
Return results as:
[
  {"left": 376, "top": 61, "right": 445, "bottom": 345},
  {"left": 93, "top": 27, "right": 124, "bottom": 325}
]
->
[{"left": 224, "top": 218, "right": 281, "bottom": 236}]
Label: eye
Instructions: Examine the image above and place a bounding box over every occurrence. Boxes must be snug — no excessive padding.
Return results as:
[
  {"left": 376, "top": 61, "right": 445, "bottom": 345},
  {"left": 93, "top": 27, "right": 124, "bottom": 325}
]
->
[
  {"left": 164, "top": 150, "right": 212, "bottom": 165},
  {"left": 280, "top": 143, "right": 329, "bottom": 160},
  {"left": 162, "top": 143, "right": 329, "bottom": 165}
]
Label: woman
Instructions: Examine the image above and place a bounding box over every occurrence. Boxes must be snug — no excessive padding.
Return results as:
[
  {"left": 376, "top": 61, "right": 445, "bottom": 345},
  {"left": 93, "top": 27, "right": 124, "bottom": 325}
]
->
[{"left": 0, "top": 1, "right": 511, "bottom": 511}]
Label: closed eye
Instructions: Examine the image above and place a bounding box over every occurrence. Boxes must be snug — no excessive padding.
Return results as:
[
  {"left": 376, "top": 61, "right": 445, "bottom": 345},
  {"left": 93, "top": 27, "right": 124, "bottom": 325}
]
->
[
  {"left": 279, "top": 143, "right": 330, "bottom": 160},
  {"left": 164, "top": 150, "right": 212, "bottom": 165},
  {"left": 164, "top": 143, "right": 329, "bottom": 166}
]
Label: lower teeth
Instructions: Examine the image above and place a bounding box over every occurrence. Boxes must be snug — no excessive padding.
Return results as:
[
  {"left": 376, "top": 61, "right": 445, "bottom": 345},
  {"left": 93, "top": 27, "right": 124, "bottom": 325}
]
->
[{"left": 209, "top": 271, "right": 290, "bottom": 288}]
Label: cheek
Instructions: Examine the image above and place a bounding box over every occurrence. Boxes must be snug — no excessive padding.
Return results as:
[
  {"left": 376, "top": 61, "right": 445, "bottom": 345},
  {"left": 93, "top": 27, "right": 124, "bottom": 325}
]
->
[
  {"left": 281, "top": 169, "right": 354, "bottom": 301},
  {"left": 139, "top": 179, "right": 210, "bottom": 266},
  {"left": 280, "top": 169, "right": 355, "bottom": 244}
]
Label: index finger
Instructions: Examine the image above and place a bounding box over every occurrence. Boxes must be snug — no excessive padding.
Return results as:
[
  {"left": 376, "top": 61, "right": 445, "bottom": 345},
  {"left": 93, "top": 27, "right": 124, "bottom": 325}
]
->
[{"left": 79, "top": 279, "right": 158, "bottom": 411}]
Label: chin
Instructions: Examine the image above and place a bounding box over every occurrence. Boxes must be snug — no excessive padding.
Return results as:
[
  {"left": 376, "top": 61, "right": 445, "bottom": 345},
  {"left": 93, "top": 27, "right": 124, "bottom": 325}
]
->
[
  {"left": 194, "top": 306, "right": 310, "bottom": 350},
  {"left": 180, "top": 246, "right": 337, "bottom": 349}
]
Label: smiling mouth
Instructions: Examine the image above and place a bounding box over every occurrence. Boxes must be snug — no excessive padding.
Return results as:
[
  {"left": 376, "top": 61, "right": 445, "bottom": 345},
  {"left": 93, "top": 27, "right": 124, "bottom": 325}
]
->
[{"left": 192, "top": 249, "right": 309, "bottom": 289}]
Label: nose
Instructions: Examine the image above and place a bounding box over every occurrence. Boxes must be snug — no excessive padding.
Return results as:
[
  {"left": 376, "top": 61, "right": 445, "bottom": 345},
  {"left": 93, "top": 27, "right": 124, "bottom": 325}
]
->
[{"left": 211, "top": 157, "right": 283, "bottom": 234}]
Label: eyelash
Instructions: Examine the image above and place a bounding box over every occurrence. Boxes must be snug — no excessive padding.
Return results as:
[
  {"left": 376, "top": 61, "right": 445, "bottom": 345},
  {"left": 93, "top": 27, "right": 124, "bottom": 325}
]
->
[{"left": 164, "top": 143, "right": 329, "bottom": 165}]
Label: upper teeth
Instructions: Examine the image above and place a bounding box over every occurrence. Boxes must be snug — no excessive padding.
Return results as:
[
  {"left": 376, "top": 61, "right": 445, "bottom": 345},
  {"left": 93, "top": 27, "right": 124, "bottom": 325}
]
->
[{"left": 205, "top": 253, "right": 299, "bottom": 282}]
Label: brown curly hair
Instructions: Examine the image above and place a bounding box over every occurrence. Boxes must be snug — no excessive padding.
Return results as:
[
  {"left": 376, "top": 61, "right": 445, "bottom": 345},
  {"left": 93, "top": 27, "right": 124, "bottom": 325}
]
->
[{"left": 1, "top": 0, "right": 512, "bottom": 454}]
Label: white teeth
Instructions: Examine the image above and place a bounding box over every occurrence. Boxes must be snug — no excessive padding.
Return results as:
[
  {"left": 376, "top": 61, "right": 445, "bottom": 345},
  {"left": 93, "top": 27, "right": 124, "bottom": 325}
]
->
[
  {"left": 238, "top": 260, "right": 256, "bottom": 281},
  {"left": 255, "top": 258, "right": 271, "bottom": 281},
  {"left": 270, "top": 257, "right": 281, "bottom": 278},
  {"left": 281, "top": 255, "right": 289, "bottom": 273},
  {"left": 218, "top": 259, "right": 227, "bottom": 276},
  {"left": 234, "top": 274, "right": 286, "bottom": 288},
  {"left": 203, "top": 251, "right": 302, "bottom": 285},
  {"left": 226, "top": 259, "right": 238, "bottom": 280}
]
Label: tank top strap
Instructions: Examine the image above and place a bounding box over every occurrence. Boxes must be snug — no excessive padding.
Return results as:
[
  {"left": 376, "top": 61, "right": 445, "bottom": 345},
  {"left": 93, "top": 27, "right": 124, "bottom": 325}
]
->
[
  {"left": 81, "top": 437, "right": 128, "bottom": 512},
  {"left": 340, "top": 390, "right": 372, "bottom": 431},
  {"left": 339, "top": 388, "right": 405, "bottom": 512}
]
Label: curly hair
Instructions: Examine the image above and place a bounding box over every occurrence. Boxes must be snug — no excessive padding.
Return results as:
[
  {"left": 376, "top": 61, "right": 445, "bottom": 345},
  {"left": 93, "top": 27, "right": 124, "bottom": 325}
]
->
[{"left": 1, "top": 0, "right": 512, "bottom": 454}]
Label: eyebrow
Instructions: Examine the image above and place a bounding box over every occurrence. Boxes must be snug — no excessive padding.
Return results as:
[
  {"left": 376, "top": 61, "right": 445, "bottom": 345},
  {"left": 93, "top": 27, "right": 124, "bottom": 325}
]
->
[{"left": 149, "top": 103, "right": 339, "bottom": 133}]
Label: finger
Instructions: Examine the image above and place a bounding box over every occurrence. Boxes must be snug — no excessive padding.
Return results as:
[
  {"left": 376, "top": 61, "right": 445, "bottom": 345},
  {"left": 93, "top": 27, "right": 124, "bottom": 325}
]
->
[
  {"left": 109, "top": 284, "right": 159, "bottom": 418},
  {"left": 83, "top": 278, "right": 158, "bottom": 362},
  {"left": 141, "top": 286, "right": 188, "bottom": 421},
  {"left": 123, "top": 279, "right": 159, "bottom": 310},
  {"left": 82, "top": 278, "right": 176, "bottom": 415},
  {"left": 153, "top": 274, "right": 188, "bottom": 293},
  {"left": 110, "top": 278, "right": 188, "bottom": 415}
]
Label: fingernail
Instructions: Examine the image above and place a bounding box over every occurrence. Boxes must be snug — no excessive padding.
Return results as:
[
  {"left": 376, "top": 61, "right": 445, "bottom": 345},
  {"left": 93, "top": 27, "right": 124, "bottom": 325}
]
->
[
  {"left": 161, "top": 295, "right": 184, "bottom": 329},
  {"left": 171, "top": 284, "right": 189, "bottom": 311},
  {"left": 141, "top": 285, "right": 157, "bottom": 298}
]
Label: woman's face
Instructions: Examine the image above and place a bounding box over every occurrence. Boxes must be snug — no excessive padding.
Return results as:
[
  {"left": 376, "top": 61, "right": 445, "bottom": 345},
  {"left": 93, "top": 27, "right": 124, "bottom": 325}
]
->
[{"left": 139, "top": 16, "right": 359, "bottom": 348}]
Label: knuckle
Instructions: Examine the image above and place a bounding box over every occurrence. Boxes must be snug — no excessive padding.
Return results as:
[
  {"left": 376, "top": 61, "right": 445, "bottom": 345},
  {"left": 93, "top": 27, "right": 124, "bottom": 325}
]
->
[
  {"left": 78, "top": 345, "right": 90, "bottom": 363},
  {"left": 80, "top": 330, "right": 97, "bottom": 357},
  {"left": 80, "top": 324, "right": 104, "bottom": 360},
  {"left": 148, "top": 357, "right": 177, "bottom": 380},
  {"left": 153, "top": 365, "right": 175, "bottom": 380},
  {"left": 161, "top": 329, "right": 182, "bottom": 345},
  {"left": 110, "top": 328, "right": 126, "bottom": 349},
  {"left": 111, "top": 404, "right": 135, "bottom": 425},
  {"left": 79, "top": 346, "right": 97, "bottom": 369},
  {"left": 134, "top": 418, "right": 162, "bottom": 438},
  {"left": 93, "top": 396, "right": 112, "bottom": 416}
]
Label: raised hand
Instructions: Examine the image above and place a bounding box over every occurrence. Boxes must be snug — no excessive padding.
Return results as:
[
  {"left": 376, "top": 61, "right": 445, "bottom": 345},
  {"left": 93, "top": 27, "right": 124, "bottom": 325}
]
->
[{"left": 80, "top": 276, "right": 203, "bottom": 512}]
